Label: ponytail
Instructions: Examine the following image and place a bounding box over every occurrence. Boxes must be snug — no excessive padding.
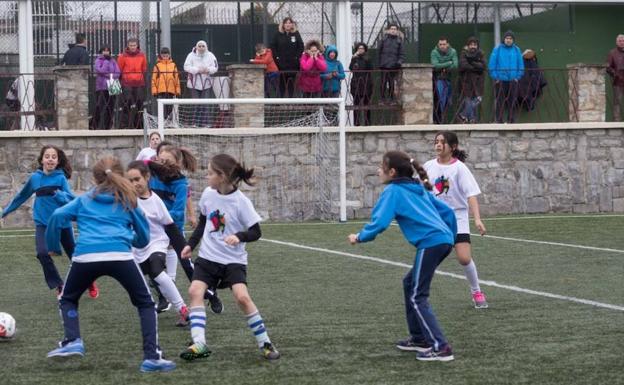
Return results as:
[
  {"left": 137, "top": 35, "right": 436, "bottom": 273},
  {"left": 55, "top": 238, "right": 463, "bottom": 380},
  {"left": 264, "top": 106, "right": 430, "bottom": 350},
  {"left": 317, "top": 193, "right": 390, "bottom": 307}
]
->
[
  {"left": 146, "top": 159, "right": 182, "bottom": 183},
  {"left": 409, "top": 158, "right": 433, "bottom": 191},
  {"left": 158, "top": 144, "right": 197, "bottom": 173},
  {"left": 233, "top": 162, "right": 256, "bottom": 187},
  {"left": 93, "top": 156, "right": 137, "bottom": 210},
  {"left": 383, "top": 151, "right": 432, "bottom": 190},
  {"left": 436, "top": 130, "right": 468, "bottom": 162},
  {"left": 211, "top": 153, "right": 256, "bottom": 187}
]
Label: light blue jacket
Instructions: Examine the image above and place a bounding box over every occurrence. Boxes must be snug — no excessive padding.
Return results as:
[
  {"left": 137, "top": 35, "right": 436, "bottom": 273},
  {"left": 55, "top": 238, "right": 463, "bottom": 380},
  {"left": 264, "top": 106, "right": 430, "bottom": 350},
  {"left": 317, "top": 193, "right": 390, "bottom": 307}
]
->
[
  {"left": 149, "top": 174, "right": 188, "bottom": 231},
  {"left": 488, "top": 44, "right": 524, "bottom": 81},
  {"left": 357, "top": 178, "right": 456, "bottom": 249},
  {"left": 46, "top": 189, "right": 149, "bottom": 257},
  {"left": 321, "top": 45, "right": 346, "bottom": 93}
]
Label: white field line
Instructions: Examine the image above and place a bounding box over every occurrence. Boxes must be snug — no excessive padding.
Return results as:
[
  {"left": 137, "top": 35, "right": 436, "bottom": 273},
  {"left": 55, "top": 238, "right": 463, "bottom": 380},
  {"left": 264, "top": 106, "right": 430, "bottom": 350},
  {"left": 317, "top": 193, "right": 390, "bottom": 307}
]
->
[
  {"left": 471, "top": 233, "right": 624, "bottom": 254},
  {"left": 261, "top": 238, "right": 624, "bottom": 312}
]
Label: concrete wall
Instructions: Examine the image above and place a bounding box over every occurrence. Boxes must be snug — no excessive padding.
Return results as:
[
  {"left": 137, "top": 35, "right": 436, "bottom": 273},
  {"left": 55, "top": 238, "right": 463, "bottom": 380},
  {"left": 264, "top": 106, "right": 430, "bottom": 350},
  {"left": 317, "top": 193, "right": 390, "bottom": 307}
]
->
[{"left": 1, "top": 124, "right": 623, "bottom": 227}]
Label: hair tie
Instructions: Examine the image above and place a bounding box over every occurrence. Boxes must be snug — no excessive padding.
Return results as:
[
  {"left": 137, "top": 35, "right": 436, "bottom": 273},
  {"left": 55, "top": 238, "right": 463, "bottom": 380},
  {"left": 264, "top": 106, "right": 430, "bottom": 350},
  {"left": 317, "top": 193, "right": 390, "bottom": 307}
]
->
[
  {"left": 423, "top": 178, "right": 429, "bottom": 183},
  {"left": 105, "top": 169, "right": 112, "bottom": 175},
  {"left": 409, "top": 158, "right": 414, "bottom": 163}
]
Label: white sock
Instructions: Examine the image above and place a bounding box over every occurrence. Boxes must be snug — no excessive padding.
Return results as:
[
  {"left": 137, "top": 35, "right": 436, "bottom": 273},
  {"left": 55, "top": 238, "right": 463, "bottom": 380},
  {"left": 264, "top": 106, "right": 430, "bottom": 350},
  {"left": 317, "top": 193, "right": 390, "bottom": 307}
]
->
[
  {"left": 154, "top": 272, "right": 185, "bottom": 311},
  {"left": 190, "top": 306, "right": 206, "bottom": 344},
  {"left": 166, "top": 248, "right": 178, "bottom": 281},
  {"left": 463, "top": 259, "right": 481, "bottom": 293},
  {"left": 246, "top": 311, "right": 271, "bottom": 348}
]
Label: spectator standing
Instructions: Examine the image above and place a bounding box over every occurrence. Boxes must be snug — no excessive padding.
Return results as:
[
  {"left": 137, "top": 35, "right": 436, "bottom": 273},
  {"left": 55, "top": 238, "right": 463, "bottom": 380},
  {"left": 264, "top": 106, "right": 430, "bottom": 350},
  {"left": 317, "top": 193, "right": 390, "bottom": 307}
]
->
[
  {"left": 271, "top": 17, "right": 304, "bottom": 97},
  {"left": 117, "top": 38, "right": 147, "bottom": 129},
  {"left": 458, "top": 37, "right": 486, "bottom": 123},
  {"left": 518, "top": 49, "right": 547, "bottom": 112},
  {"left": 378, "top": 23, "right": 405, "bottom": 103},
  {"left": 250, "top": 43, "right": 279, "bottom": 97},
  {"left": 298, "top": 40, "right": 327, "bottom": 98},
  {"left": 4, "top": 77, "right": 20, "bottom": 130},
  {"left": 151, "top": 47, "right": 181, "bottom": 120},
  {"left": 349, "top": 42, "right": 374, "bottom": 126},
  {"left": 61, "top": 33, "right": 89, "bottom": 66},
  {"left": 607, "top": 34, "right": 624, "bottom": 121},
  {"left": 488, "top": 30, "right": 524, "bottom": 123},
  {"left": 183, "top": 40, "right": 219, "bottom": 128},
  {"left": 431, "top": 37, "right": 458, "bottom": 124},
  {"left": 93, "top": 45, "right": 120, "bottom": 130},
  {"left": 321, "top": 45, "right": 345, "bottom": 98}
]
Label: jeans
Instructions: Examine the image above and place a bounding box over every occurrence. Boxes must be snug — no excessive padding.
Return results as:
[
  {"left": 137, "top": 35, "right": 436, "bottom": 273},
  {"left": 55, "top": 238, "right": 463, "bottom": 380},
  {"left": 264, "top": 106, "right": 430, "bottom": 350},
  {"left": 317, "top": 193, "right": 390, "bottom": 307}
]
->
[
  {"left": 434, "top": 79, "right": 452, "bottom": 124},
  {"left": 494, "top": 81, "right": 519, "bottom": 123},
  {"left": 190, "top": 88, "right": 216, "bottom": 128},
  {"left": 459, "top": 96, "right": 482, "bottom": 122},
  {"left": 613, "top": 86, "right": 624, "bottom": 122}
]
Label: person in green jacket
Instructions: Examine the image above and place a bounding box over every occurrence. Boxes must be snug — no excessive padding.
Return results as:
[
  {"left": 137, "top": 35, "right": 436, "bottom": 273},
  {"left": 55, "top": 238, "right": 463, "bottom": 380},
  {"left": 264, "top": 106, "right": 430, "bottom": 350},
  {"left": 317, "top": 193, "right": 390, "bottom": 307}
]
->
[{"left": 431, "top": 37, "right": 458, "bottom": 124}]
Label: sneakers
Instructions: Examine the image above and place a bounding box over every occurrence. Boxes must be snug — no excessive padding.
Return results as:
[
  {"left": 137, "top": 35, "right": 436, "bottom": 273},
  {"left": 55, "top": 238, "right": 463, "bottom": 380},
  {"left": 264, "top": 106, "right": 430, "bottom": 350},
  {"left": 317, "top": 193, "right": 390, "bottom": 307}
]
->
[
  {"left": 47, "top": 338, "right": 85, "bottom": 358},
  {"left": 55, "top": 285, "right": 63, "bottom": 301},
  {"left": 472, "top": 291, "right": 489, "bottom": 309},
  {"left": 180, "top": 342, "right": 211, "bottom": 361},
  {"left": 88, "top": 282, "right": 99, "bottom": 299},
  {"left": 156, "top": 294, "right": 171, "bottom": 313},
  {"left": 176, "top": 306, "right": 190, "bottom": 327},
  {"left": 204, "top": 290, "right": 224, "bottom": 314},
  {"left": 396, "top": 337, "right": 432, "bottom": 352},
  {"left": 261, "top": 342, "right": 281, "bottom": 360},
  {"left": 416, "top": 345, "right": 454, "bottom": 362},
  {"left": 140, "top": 358, "right": 176, "bottom": 373}
]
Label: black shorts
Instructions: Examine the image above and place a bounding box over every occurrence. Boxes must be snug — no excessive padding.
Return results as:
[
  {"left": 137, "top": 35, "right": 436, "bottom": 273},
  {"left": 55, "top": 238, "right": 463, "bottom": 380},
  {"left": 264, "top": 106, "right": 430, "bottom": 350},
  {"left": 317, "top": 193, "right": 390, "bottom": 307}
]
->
[
  {"left": 193, "top": 258, "right": 247, "bottom": 289},
  {"left": 139, "top": 252, "right": 167, "bottom": 279},
  {"left": 455, "top": 233, "right": 471, "bottom": 244}
]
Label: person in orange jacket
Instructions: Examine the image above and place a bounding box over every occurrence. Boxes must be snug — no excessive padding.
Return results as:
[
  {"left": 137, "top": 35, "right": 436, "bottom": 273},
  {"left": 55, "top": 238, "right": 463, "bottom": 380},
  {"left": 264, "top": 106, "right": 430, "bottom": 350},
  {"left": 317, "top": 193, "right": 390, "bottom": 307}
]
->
[
  {"left": 151, "top": 47, "right": 181, "bottom": 119},
  {"left": 117, "top": 38, "right": 147, "bottom": 129},
  {"left": 250, "top": 43, "right": 279, "bottom": 97}
]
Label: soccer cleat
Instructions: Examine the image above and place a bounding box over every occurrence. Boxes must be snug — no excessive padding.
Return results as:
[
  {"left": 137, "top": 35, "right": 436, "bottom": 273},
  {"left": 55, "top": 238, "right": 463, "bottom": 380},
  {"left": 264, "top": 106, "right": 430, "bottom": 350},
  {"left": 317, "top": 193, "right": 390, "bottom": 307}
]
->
[
  {"left": 176, "top": 306, "right": 190, "bottom": 327},
  {"left": 396, "top": 337, "right": 432, "bottom": 352},
  {"left": 47, "top": 338, "right": 85, "bottom": 358},
  {"left": 156, "top": 294, "right": 171, "bottom": 313},
  {"left": 180, "top": 342, "right": 211, "bottom": 361},
  {"left": 88, "top": 282, "right": 99, "bottom": 299},
  {"left": 55, "top": 285, "right": 63, "bottom": 301},
  {"left": 205, "top": 291, "right": 224, "bottom": 314},
  {"left": 139, "top": 358, "right": 176, "bottom": 373},
  {"left": 472, "top": 291, "right": 489, "bottom": 309},
  {"left": 416, "top": 345, "right": 454, "bottom": 362},
  {"left": 261, "top": 342, "right": 281, "bottom": 360}
]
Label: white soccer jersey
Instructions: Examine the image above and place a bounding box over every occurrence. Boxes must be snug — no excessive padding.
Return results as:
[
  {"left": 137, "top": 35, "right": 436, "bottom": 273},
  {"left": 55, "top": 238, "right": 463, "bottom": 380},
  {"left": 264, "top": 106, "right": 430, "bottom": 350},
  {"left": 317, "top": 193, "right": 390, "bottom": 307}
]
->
[
  {"left": 197, "top": 187, "right": 262, "bottom": 266},
  {"left": 133, "top": 192, "right": 174, "bottom": 263},
  {"left": 423, "top": 158, "right": 481, "bottom": 234},
  {"left": 136, "top": 147, "right": 157, "bottom": 161}
]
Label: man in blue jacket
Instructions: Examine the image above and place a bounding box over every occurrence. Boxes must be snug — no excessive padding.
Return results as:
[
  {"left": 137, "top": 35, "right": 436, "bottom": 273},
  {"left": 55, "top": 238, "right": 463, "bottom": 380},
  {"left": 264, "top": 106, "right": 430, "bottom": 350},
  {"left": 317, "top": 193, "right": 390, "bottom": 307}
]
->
[
  {"left": 61, "top": 33, "right": 89, "bottom": 65},
  {"left": 488, "top": 30, "right": 524, "bottom": 123}
]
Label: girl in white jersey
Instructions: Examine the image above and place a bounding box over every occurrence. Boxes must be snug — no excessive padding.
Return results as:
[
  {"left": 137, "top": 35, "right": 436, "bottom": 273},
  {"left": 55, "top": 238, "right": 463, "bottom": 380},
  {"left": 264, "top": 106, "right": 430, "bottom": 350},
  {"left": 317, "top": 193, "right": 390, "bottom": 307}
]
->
[
  {"left": 127, "top": 160, "right": 190, "bottom": 327},
  {"left": 179, "top": 153, "right": 280, "bottom": 361},
  {"left": 423, "top": 131, "right": 488, "bottom": 309},
  {"left": 136, "top": 131, "right": 161, "bottom": 161}
]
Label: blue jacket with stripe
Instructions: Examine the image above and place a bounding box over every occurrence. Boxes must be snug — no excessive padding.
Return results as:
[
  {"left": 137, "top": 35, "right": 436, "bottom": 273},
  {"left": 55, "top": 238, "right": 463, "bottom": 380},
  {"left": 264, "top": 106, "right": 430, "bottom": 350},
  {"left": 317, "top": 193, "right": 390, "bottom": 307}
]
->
[{"left": 148, "top": 174, "right": 188, "bottom": 231}]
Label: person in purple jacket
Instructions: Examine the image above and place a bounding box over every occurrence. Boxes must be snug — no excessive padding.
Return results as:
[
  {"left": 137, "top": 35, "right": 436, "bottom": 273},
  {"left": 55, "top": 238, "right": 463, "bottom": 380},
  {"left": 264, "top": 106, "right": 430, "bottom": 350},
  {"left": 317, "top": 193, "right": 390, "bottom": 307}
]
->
[{"left": 93, "top": 45, "right": 121, "bottom": 129}]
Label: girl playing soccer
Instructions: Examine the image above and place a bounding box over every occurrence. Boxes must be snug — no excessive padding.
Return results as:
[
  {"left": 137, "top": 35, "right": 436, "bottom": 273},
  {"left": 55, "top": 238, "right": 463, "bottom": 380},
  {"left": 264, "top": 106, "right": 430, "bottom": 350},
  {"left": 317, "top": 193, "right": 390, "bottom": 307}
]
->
[
  {"left": 45, "top": 156, "right": 175, "bottom": 373},
  {"left": 348, "top": 150, "right": 457, "bottom": 361},
  {"left": 127, "top": 160, "right": 191, "bottom": 327},
  {"left": 423, "top": 131, "right": 488, "bottom": 308},
  {"left": 1, "top": 145, "right": 98, "bottom": 299},
  {"left": 179, "top": 153, "right": 280, "bottom": 361},
  {"left": 136, "top": 131, "right": 161, "bottom": 161}
]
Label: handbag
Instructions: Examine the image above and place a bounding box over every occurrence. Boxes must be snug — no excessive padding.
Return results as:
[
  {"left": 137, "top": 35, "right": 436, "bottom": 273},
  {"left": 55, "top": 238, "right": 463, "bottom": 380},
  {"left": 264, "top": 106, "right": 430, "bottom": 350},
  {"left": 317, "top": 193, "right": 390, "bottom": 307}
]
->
[{"left": 106, "top": 73, "right": 122, "bottom": 96}]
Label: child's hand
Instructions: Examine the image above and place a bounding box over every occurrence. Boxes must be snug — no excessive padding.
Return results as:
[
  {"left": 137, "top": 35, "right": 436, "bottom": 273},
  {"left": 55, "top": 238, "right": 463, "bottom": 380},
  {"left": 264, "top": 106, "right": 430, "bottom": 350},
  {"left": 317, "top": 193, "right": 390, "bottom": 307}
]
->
[
  {"left": 347, "top": 234, "right": 358, "bottom": 245},
  {"left": 224, "top": 235, "right": 240, "bottom": 246},
  {"left": 475, "top": 219, "right": 486, "bottom": 236},
  {"left": 189, "top": 216, "right": 198, "bottom": 229},
  {"left": 181, "top": 245, "right": 192, "bottom": 259}
]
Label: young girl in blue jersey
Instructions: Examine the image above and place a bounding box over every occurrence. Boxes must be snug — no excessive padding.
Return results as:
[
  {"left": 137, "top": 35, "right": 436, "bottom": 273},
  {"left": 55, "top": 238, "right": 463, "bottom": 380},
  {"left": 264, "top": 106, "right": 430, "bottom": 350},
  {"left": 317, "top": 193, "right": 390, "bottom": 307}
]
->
[
  {"left": 1, "top": 145, "right": 98, "bottom": 299},
  {"left": 127, "top": 160, "right": 190, "bottom": 327},
  {"left": 179, "top": 153, "right": 280, "bottom": 361},
  {"left": 348, "top": 150, "right": 457, "bottom": 362},
  {"left": 45, "top": 156, "right": 175, "bottom": 373},
  {"left": 423, "top": 131, "right": 488, "bottom": 308}
]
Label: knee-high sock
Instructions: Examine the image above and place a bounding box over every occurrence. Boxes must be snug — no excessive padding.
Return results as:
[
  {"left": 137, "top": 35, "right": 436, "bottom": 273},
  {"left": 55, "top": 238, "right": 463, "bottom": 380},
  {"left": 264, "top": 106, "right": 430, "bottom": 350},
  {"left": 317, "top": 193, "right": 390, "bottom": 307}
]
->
[
  {"left": 153, "top": 272, "right": 185, "bottom": 311},
  {"left": 166, "top": 248, "right": 178, "bottom": 281},
  {"left": 246, "top": 311, "right": 271, "bottom": 348},
  {"left": 463, "top": 259, "right": 481, "bottom": 293},
  {"left": 190, "top": 306, "right": 206, "bottom": 344}
]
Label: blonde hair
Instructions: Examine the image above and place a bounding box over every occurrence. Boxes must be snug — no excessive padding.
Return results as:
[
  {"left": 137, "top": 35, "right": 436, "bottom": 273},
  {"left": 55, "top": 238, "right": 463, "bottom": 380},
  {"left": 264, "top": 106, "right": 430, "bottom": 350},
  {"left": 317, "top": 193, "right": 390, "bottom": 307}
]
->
[{"left": 93, "top": 156, "right": 137, "bottom": 210}]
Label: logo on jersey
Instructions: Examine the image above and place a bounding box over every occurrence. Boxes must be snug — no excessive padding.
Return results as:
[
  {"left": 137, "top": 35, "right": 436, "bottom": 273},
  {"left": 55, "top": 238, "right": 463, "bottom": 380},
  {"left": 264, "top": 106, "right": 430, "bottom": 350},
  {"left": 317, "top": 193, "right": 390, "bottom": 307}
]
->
[
  {"left": 208, "top": 209, "right": 226, "bottom": 233},
  {"left": 434, "top": 175, "right": 450, "bottom": 196}
]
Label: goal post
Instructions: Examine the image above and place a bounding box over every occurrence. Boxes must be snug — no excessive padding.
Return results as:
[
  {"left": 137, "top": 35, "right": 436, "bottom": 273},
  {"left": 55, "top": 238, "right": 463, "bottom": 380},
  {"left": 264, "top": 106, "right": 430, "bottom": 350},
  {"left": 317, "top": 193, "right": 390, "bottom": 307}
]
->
[{"left": 153, "top": 97, "right": 348, "bottom": 222}]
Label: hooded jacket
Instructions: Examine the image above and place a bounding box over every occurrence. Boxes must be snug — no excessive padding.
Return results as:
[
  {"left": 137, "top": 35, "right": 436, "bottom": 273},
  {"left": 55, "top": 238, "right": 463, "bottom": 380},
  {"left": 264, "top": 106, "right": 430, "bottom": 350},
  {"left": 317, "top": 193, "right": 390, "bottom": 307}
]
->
[
  {"left": 298, "top": 50, "right": 327, "bottom": 93},
  {"left": 46, "top": 189, "right": 149, "bottom": 258},
  {"left": 488, "top": 42, "right": 524, "bottom": 81},
  {"left": 271, "top": 24, "right": 304, "bottom": 71},
  {"left": 117, "top": 47, "right": 148, "bottom": 87},
  {"left": 184, "top": 47, "right": 219, "bottom": 90},
  {"left": 61, "top": 44, "right": 89, "bottom": 65},
  {"left": 94, "top": 54, "right": 121, "bottom": 92},
  {"left": 148, "top": 173, "right": 188, "bottom": 232},
  {"left": 607, "top": 47, "right": 624, "bottom": 87},
  {"left": 151, "top": 56, "right": 181, "bottom": 95},
  {"left": 458, "top": 39, "right": 486, "bottom": 97},
  {"left": 349, "top": 45, "right": 373, "bottom": 97},
  {"left": 321, "top": 45, "right": 346, "bottom": 93},
  {"left": 378, "top": 30, "right": 405, "bottom": 69},
  {"left": 2, "top": 169, "right": 74, "bottom": 227},
  {"left": 356, "top": 178, "right": 456, "bottom": 249},
  {"left": 250, "top": 48, "right": 279, "bottom": 73}
]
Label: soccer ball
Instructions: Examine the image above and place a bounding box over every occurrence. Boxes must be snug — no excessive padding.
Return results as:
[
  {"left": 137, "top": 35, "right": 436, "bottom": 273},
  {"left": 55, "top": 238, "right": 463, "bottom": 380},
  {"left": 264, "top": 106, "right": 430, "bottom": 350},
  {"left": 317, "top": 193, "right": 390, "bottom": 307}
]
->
[{"left": 0, "top": 312, "right": 16, "bottom": 340}]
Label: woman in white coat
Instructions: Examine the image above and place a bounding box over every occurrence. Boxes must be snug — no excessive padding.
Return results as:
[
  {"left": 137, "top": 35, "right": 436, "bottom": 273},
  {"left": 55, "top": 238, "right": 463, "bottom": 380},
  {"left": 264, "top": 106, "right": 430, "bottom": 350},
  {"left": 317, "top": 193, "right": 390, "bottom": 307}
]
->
[{"left": 184, "top": 40, "right": 219, "bottom": 127}]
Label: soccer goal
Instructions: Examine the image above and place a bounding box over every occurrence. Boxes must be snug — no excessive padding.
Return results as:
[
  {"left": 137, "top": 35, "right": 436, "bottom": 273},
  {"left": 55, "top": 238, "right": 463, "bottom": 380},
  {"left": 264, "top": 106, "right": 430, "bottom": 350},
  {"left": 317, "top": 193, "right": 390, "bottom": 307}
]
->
[{"left": 144, "top": 97, "right": 348, "bottom": 222}]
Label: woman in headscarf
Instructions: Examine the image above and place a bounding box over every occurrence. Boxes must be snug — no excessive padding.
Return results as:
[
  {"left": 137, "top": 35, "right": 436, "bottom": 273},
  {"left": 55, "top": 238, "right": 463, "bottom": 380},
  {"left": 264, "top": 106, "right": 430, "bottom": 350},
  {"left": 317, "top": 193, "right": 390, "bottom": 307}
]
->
[{"left": 183, "top": 40, "right": 219, "bottom": 127}]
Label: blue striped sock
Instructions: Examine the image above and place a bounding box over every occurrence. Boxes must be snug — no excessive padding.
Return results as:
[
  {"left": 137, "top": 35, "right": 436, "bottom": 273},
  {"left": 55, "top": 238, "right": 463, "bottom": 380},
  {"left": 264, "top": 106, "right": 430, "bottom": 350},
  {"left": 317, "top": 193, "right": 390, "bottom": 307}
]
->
[
  {"left": 190, "top": 306, "right": 206, "bottom": 344},
  {"left": 246, "top": 311, "right": 270, "bottom": 348}
]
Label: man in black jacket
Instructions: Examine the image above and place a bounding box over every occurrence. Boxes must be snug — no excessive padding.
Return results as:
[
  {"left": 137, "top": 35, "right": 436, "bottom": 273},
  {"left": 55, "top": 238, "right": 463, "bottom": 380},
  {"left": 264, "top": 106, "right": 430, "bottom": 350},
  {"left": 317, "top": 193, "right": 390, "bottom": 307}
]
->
[
  {"left": 378, "top": 23, "right": 405, "bottom": 103},
  {"left": 61, "top": 33, "right": 89, "bottom": 65}
]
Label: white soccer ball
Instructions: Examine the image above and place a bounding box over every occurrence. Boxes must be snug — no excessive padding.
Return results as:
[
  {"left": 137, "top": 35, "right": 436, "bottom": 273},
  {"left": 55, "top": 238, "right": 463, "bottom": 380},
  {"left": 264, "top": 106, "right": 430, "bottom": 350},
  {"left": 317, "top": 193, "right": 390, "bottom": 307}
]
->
[{"left": 0, "top": 312, "right": 16, "bottom": 340}]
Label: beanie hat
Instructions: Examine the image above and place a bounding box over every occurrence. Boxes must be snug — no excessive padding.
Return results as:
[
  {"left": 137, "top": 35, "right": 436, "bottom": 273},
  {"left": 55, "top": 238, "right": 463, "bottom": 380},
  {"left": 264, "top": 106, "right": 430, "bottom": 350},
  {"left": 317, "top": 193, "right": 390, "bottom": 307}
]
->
[{"left": 503, "top": 30, "right": 515, "bottom": 40}]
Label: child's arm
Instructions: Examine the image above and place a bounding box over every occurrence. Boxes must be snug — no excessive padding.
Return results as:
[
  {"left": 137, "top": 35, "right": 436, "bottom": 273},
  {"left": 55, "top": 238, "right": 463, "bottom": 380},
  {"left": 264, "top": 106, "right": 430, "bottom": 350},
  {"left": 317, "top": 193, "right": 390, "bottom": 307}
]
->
[
  {"left": 182, "top": 214, "right": 206, "bottom": 259},
  {"left": 53, "top": 178, "right": 76, "bottom": 206},
  {"left": 130, "top": 206, "right": 150, "bottom": 249},
  {"left": 164, "top": 223, "right": 187, "bottom": 259},
  {"left": 186, "top": 195, "right": 197, "bottom": 228},
  {"left": 467, "top": 195, "right": 486, "bottom": 235},
  {"left": 2, "top": 175, "right": 34, "bottom": 218},
  {"left": 169, "top": 180, "right": 188, "bottom": 231},
  {"left": 349, "top": 189, "right": 395, "bottom": 244},
  {"left": 45, "top": 198, "right": 80, "bottom": 255},
  {"left": 225, "top": 222, "right": 261, "bottom": 246}
]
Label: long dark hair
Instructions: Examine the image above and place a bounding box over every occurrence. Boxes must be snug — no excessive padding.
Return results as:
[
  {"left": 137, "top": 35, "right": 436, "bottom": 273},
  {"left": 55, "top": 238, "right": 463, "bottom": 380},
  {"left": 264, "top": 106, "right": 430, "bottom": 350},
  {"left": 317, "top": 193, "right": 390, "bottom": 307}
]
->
[
  {"left": 127, "top": 160, "right": 150, "bottom": 179},
  {"left": 382, "top": 150, "right": 432, "bottom": 191},
  {"left": 210, "top": 153, "right": 255, "bottom": 187},
  {"left": 37, "top": 145, "right": 72, "bottom": 179},
  {"left": 435, "top": 131, "right": 467, "bottom": 162}
]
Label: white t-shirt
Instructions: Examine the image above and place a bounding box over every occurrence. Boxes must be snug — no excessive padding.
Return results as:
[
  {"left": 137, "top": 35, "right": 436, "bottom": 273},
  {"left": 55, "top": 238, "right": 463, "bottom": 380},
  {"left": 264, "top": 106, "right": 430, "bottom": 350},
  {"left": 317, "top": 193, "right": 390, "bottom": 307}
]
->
[
  {"left": 423, "top": 158, "right": 481, "bottom": 234},
  {"left": 132, "top": 192, "right": 174, "bottom": 263},
  {"left": 197, "top": 187, "right": 262, "bottom": 266},
  {"left": 136, "top": 147, "right": 157, "bottom": 161}
]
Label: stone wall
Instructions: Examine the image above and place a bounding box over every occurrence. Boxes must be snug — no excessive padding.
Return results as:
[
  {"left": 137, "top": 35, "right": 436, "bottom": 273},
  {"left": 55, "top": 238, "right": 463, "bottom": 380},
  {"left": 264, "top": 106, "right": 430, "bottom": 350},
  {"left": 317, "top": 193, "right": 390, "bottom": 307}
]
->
[
  {"left": 1, "top": 126, "right": 623, "bottom": 227},
  {"left": 53, "top": 66, "right": 90, "bottom": 130}
]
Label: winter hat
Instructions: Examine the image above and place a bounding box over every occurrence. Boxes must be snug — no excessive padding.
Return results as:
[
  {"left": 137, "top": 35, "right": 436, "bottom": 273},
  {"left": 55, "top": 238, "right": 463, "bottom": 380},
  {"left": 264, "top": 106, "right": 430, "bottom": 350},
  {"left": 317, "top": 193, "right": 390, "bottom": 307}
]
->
[
  {"left": 503, "top": 30, "right": 515, "bottom": 40},
  {"left": 160, "top": 47, "right": 171, "bottom": 54}
]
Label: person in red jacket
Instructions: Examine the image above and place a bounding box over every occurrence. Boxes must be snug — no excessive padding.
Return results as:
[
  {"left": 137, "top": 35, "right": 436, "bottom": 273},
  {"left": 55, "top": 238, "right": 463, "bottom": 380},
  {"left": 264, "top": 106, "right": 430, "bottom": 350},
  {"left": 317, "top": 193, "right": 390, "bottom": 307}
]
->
[
  {"left": 607, "top": 34, "right": 624, "bottom": 121},
  {"left": 117, "top": 38, "right": 147, "bottom": 129},
  {"left": 250, "top": 43, "right": 279, "bottom": 97}
]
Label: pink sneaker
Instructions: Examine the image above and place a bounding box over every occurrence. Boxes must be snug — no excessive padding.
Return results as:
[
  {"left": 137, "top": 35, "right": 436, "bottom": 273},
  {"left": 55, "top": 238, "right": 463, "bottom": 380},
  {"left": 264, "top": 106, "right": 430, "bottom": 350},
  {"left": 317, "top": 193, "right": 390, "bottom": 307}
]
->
[
  {"left": 176, "top": 305, "right": 190, "bottom": 327},
  {"left": 88, "top": 282, "right": 99, "bottom": 299},
  {"left": 472, "top": 291, "right": 488, "bottom": 309}
]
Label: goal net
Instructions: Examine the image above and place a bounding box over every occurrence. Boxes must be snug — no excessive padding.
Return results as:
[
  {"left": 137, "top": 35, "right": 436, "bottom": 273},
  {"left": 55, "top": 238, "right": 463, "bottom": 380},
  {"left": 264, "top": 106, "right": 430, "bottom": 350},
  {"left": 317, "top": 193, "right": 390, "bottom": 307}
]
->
[{"left": 143, "top": 98, "right": 347, "bottom": 222}]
